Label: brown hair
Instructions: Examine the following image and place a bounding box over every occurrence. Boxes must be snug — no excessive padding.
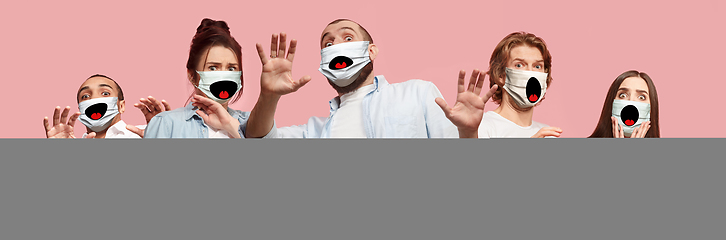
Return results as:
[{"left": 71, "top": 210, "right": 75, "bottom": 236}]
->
[
  {"left": 486, "top": 32, "right": 553, "bottom": 104},
  {"left": 322, "top": 19, "right": 374, "bottom": 45},
  {"left": 588, "top": 70, "right": 660, "bottom": 138},
  {"left": 186, "top": 18, "right": 243, "bottom": 105},
  {"left": 77, "top": 74, "right": 124, "bottom": 103}
]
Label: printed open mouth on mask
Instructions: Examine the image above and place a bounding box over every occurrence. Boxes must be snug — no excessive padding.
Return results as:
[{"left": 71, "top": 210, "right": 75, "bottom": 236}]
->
[
  {"left": 503, "top": 68, "right": 548, "bottom": 108},
  {"left": 318, "top": 41, "right": 371, "bottom": 87},
  {"left": 611, "top": 100, "right": 651, "bottom": 136},
  {"left": 195, "top": 71, "right": 242, "bottom": 103},
  {"left": 210, "top": 81, "right": 238, "bottom": 99},
  {"left": 85, "top": 103, "right": 108, "bottom": 120}
]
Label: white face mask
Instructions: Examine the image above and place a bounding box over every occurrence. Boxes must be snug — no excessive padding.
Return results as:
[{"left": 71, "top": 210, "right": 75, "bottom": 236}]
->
[
  {"left": 612, "top": 99, "right": 651, "bottom": 137},
  {"left": 195, "top": 71, "right": 242, "bottom": 104},
  {"left": 503, "top": 68, "right": 549, "bottom": 108},
  {"left": 318, "top": 41, "right": 371, "bottom": 87},
  {"left": 78, "top": 97, "right": 120, "bottom": 132}
]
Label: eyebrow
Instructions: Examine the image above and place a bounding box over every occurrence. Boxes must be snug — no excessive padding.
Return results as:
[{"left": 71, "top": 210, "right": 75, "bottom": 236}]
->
[
  {"left": 512, "top": 58, "right": 544, "bottom": 63},
  {"left": 321, "top": 27, "right": 358, "bottom": 44},
  {"left": 76, "top": 84, "right": 114, "bottom": 99},
  {"left": 205, "top": 62, "right": 238, "bottom": 66},
  {"left": 618, "top": 87, "right": 649, "bottom": 94}
]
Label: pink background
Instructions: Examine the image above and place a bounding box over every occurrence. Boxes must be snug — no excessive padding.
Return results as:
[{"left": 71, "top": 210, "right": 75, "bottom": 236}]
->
[{"left": 2, "top": 0, "right": 724, "bottom": 138}]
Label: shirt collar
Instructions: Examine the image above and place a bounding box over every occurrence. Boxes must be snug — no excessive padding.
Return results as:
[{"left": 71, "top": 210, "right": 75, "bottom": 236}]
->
[
  {"left": 105, "top": 120, "right": 127, "bottom": 136},
  {"left": 183, "top": 102, "right": 238, "bottom": 121}
]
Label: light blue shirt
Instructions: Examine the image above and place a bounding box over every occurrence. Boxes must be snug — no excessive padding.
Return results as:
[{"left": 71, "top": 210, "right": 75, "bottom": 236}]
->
[
  {"left": 250, "top": 75, "right": 458, "bottom": 138},
  {"left": 145, "top": 103, "right": 249, "bottom": 138}
]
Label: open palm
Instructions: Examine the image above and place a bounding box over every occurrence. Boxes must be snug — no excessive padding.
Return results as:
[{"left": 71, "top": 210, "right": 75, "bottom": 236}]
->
[
  {"left": 44, "top": 106, "right": 81, "bottom": 138},
  {"left": 436, "top": 70, "right": 498, "bottom": 137},
  {"left": 256, "top": 33, "right": 311, "bottom": 96}
]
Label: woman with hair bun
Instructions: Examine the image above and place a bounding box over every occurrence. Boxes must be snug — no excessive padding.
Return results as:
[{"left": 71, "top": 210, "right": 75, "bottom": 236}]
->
[
  {"left": 145, "top": 18, "right": 248, "bottom": 138},
  {"left": 588, "top": 70, "right": 660, "bottom": 138}
]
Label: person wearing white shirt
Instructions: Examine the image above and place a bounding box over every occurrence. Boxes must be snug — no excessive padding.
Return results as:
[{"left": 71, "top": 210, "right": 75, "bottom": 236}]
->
[
  {"left": 43, "top": 74, "right": 168, "bottom": 138},
  {"left": 437, "top": 32, "right": 562, "bottom": 138},
  {"left": 209, "top": 19, "right": 457, "bottom": 138}
]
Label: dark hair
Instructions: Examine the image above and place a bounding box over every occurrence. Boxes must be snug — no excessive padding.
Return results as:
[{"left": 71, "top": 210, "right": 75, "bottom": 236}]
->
[
  {"left": 322, "top": 19, "right": 374, "bottom": 45},
  {"left": 186, "top": 18, "right": 243, "bottom": 104},
  {"left": 588, "top": 70, "right": 660, "bottom": 138},
  {"left": 77, "top": 74, "right": 124, "bottom": 103},
  {"left": 486, "top": 32, "right": 553, "bottom": 104}
]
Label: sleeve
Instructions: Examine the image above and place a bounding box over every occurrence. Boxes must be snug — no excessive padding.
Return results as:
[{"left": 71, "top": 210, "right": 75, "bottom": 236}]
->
[
  {"left": 239, "top": 116, "right": 326, "bottom": 138},
  {"left": 239, "top": 119, "right": 282, "bottom": 138},
  {"left": 422, "top": 82, "right": 458, "bottom": 138},
  {"left": 143, "top": 115, "right": 171, "bottom": 138}
]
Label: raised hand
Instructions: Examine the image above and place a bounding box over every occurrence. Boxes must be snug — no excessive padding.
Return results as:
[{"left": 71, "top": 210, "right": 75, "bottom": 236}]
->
[
  {"left": 126, "top": 125, "right": 144, "bottom": 138},
  {"left": 531, "top": 126, "right": 563, "bottom": 138},
  {"left": 435, "top": 69, "right": 498, "bottom": 138},
  {"left": 134, "top": 96, "right": 171, "bottom": 124},
  {"left": 613, "top": 116, "right": 650, "bottom": 138},
  {"left": 256, "top": 32, "right": 311, "bottom": 96},
  {"left": 191, "top": 94, "right": 241, "bottom": 138},
  {"left": 43, "top": 106, "right": 81, "bottom": 138}
]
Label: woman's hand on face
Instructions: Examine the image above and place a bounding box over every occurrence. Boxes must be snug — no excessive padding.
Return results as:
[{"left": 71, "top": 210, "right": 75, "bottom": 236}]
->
[
  {"left": 134, "top": 96, "right": 171, "bottom": 124},
  {"left": 630, "top": 120, "right": 651, "bottom": 138},
  {"left": 255, "top": 32, "right": 311, "bottom": 97},
  {"left": 191, "top": 95, "right": 241, "bottom": 138},
  {"left": 531, "top": 127, "right": 563, "bottom": 138},
  {"left": 44, "top": 106, "right": 80, "bottom": 138},
  {"left": 435, "top": 69, "right": 497, "bottom": 138},
  {"left": 611, "top": 116, "right": 626, "bottom": 138}
]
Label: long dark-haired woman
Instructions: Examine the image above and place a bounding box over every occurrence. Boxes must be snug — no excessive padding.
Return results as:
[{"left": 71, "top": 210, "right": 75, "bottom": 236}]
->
[
  {"left": 145, "top": 18, "right": 247, "bottom": 138},
  {"left": 589, "top": 70, "right": 660, "bottom": 138}
]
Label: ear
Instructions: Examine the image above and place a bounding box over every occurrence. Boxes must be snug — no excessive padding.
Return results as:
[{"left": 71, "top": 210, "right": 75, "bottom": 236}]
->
[
  {"left": 187, "top": 69, "right": 198, "bottom": 86},
  {"left": 368, "top": 43, "right": 379, "bottom": 61},
  {"left": 118, "top": 99, "right": 126, "bottom": 114}
]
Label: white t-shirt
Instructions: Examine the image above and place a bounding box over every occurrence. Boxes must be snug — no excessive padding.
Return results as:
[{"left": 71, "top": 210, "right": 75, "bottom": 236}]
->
[
  {"left": 329, "top": 84, "right": 377, "bottom": 138},
  {"left": 81, "top": 120, "right": 145, "bottom": 139},
  {"left": 208, "top": 127, "right": 232, "bottom": 138},
  {"left": 477, "top": 111, "right": 549, "bottom": 138}
]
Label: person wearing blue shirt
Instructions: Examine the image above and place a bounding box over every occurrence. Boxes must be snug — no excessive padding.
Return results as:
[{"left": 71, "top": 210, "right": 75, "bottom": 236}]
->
[
  {"left": 235, "top": 19, "right": 458, "bottom": 138},
  {"left": 144, "top": 18, "right": 247, "bottom": 138}
]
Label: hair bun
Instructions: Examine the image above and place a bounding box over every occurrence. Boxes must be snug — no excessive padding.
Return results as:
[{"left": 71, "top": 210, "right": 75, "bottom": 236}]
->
[{"left": 196, "top": 18, "right": 230, "bottom": 34}]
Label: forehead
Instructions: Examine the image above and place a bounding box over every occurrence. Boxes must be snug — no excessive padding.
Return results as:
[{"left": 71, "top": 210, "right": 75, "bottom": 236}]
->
[
  {"left": 79, "top": 76, "right": 116, "bottom": 92},
  {"left": 619, "top": 77, "right": 649, "bottom": 91},
  {"left": 321, "top": 21, "right": 361, "bottom": 39},
  {"left": 509, "top": 44, "right": 543, "bottom": 61},
  {"left": 203, "top": 45, "right": 238, "bottom": 63}
]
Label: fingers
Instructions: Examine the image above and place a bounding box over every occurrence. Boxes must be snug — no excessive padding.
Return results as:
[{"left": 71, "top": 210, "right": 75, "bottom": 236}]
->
[
  {"left": 53, "top": 106, "right": 62, "bottom": 126},
  {"left": 60, "top": 106, "right": 71, "bottom": 124},
  {"left": 434, "top": 97, "right": 452, "bottom": 117},
  {"left": 256, "top": 43, "right": 269, "bottom": 65},
  {"left": 270, "top": 33, "right": 278, "bottom": 58},
  {"left": 619, "top": 122, "right": 625, "bottom": 138},
  {"left": 126, "top": 125, "right": 144, "bottom": 138},
  {"left": 195, "top": 109, "right": 210, "bottom": 123},
  {"left": 278, "top": 32, "right": 287, "bottom": 59},
  {"left": 68, "top": 112, "right": 81, "bottom": 127},
  {"left": 148, "top": 96, "right": 163, "bottom": 113},
  {"left": 43, "top": 117, "right": 51, "bottom": 132},
  {"left": 473, "top": 70, "right": 484, "bottom": 95},
  {"left": 457, "top": 70, "right": 466, "bottom": 93},
  {"left": 134, "top": 102, "right": 150, "bottom": 115},
  {"left": 631, "top": 125, "right": 640, "bottom": 138},
  {"left": 611, "top": 116, "right": 619, "bottom": 138},
  {"left": 532, "top": 127, "right": 563, "bottom": 138},
  {"left": 467, "top": 69, "right": 479, "bottom": 93},
  {"left": 85, "top": 132, "right": 96, "bottom": 139},
  {"left": 482, "top": 85, "right": 498, "bottom": 104},
  {"left": 287, "top": 39, "right": 297, "bottom": 62},
  {"left": 292, "top": 76, "right": 312, "bottom": 91},
  {"left": 161, "top": 100, "right": 171, "bottom": 111}
]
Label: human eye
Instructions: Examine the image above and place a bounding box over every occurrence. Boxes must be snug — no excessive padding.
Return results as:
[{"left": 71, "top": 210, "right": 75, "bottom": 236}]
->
[
  {"left": 515, "top": 63, "right": 523, "bottom": 68},
  {"left": 345, "top": 36, "right": 353, "bottom": 41},
  {"left": 209, "top": 66, "right": 217, "bottom": 71},
  {"left": 638, "top": 95, "right": 646, "bottom": 100},
  {"left": 325, "top": 42, "right": 333, "bottom": 47},
  {"left": 618, "top": 93, "right": 627, "bottom": 99},
  {"left": 535, "top": 65, "right": 542, "bottom": 69},
  {"left": 102, "top": 91, "right": 110, "bottom": 96},
  {"left": 228, "top": 67, "right": 236, "bottom": 71},
  {"left": 81, "top": 94, "right": 90, "bottom": 99}
]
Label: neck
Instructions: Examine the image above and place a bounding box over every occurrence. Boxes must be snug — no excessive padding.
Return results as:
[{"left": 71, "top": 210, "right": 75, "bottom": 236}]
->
[
  {"left": 494, "top": 93, "right": 534, "bottom": 127},
  {"left": 338, "top": 71, "right": 376, "bottom": 98},
  {"left": 87, "top": 116, "right": 121, "bottom": 139}
]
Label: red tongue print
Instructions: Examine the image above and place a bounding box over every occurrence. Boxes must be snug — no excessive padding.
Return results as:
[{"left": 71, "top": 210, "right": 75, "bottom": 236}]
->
[
  {"left": 529, "top": 94, "right": 538, "bottom": 102},
  {"left": 624, "top": 119, "right": 635, "bottom": 126},
  {"left": 335, "top": 62, "right": 347, "bottom": 69},
  {"left": 91, "top": 113, "right": 102, "bottom": 120},
  {"left": 219, "top": 91, "right": 229, "bottom": 99}
]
